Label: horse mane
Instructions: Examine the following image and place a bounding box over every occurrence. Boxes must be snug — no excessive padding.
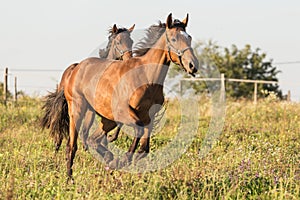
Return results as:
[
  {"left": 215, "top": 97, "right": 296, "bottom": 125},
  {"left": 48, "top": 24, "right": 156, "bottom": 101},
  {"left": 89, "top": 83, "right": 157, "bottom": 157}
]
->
[
  {"left": 133, "top": 22, "right": 166, "bottom": 57},
  {"left": 133, "top": 19, "right": 186, "bottom": 57},
  {"left": 99, "top": 27, "right": 130, "bottom": 58}
]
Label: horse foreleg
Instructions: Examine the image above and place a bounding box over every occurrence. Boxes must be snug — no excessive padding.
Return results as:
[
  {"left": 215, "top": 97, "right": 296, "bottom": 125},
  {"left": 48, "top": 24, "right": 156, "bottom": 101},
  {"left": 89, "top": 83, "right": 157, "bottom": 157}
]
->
[
  {"left": 135, "top": 123, "right": 152, "bottom": 161},
  {"left": 135, "top": 105, "right": 161, "bottom": 161},
  {"left": 110, "top": 121, "right": 144, "bottom": 169},
  {"left": 108, "top": 106, "right": 145, "bottom": 169},
  {"left": 107, "top": 124, "right": 123, "bottom": 142}
]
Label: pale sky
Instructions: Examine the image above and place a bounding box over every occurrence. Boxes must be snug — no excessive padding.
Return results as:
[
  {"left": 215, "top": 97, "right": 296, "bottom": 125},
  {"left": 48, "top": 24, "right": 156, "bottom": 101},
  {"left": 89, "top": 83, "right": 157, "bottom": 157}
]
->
[{"left": 0, "top": 0, "right": 299, "bottom": 100}]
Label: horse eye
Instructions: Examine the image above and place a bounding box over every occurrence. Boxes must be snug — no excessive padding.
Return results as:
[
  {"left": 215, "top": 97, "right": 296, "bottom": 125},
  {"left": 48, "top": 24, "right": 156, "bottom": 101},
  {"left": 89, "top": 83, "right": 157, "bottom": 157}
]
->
[
  {"left": 171, "top": 38, "right": 176, "bottom": 42},
  {"left": 116, "top": 41, "right": 121, "bottom": 45}
]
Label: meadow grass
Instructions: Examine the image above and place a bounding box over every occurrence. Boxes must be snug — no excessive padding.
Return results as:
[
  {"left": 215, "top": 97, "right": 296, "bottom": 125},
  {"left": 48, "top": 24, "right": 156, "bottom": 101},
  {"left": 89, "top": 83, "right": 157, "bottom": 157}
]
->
[{"left": 0, "top": 97, "right": 299, "bottom": 199}]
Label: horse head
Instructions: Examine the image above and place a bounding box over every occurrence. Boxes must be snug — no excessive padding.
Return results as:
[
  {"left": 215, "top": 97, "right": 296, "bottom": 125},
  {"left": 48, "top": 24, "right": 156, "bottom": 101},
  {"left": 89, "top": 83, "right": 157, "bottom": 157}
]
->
[{"left": 165, "top": 13, "right": 199, "bottom": 76}]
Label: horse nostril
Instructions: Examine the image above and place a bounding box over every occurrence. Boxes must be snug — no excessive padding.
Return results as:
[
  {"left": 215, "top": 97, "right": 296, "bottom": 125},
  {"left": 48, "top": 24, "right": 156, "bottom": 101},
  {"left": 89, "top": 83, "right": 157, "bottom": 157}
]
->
[{"left": 189, "top": 62, "right": 197, "bottom": 73}]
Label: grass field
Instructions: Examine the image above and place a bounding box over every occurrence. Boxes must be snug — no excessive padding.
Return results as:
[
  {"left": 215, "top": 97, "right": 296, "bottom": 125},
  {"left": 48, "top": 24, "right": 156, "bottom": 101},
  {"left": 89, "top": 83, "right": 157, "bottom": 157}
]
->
[{"left": 0, "top": 96, "right": 299, "bottom": 199}]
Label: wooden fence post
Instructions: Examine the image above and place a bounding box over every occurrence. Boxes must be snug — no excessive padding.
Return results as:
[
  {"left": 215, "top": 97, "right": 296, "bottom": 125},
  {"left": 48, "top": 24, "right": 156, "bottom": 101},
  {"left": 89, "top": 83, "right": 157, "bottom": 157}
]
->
[
  {"left": 253, "top": 82, "right": 257, "bottom": 104},
  {"left": 179, "top": 80, "right": 183, "bottom": 97},
  {"left": 3, "top": 67, "right": 8, "bottom": 106},
  {"left": 14, "top": 76, "right": 17, "bottom": 103},
  {"left": 220, "top": 73, "right": 225, "bottom": 101},
  {"left": 287, "top": 90, "right": 291, "bottom": 102}
]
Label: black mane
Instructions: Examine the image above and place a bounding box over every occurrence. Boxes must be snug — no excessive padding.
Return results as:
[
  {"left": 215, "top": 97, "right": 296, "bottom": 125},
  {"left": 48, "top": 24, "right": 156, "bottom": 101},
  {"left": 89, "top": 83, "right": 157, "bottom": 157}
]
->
[
  {"left": 133, "top": 22, "right": 166, "bottom": 57},
  {"left": 133, "top": 19, "right": 186, "bottom": 57}
]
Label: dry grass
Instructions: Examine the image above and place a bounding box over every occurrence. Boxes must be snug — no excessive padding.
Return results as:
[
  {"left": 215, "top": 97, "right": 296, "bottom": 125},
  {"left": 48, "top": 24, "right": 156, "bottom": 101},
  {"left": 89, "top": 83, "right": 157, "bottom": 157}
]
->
[{"left": 0, "top": 97, "right": 299, "bottom": 199}]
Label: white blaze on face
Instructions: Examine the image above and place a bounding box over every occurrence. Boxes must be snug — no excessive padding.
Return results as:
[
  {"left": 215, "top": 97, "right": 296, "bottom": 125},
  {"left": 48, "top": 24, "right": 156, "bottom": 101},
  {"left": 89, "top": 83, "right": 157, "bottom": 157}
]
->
[{"left": 180, "top": 31, "right": 190, "bottom": 40}]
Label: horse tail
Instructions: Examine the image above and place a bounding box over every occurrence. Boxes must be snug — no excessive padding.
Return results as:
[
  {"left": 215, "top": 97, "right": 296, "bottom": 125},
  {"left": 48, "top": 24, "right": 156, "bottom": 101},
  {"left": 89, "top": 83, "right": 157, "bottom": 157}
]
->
[{"left": 41, "top": 89, "right": 69, "bottom": 151}]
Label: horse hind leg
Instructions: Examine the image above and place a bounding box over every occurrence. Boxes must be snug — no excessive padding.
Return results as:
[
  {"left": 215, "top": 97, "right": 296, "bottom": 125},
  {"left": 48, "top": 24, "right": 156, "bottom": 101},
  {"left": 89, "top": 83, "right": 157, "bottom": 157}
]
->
[
  {"left": 87, "top": 117, "right": 117, "bottom": 164},
  {"left": 66, "top": 98, "right": 87, "bottom": 181},
  {"left": 80, "top": 107, "right": 95, "bottom": 151}
]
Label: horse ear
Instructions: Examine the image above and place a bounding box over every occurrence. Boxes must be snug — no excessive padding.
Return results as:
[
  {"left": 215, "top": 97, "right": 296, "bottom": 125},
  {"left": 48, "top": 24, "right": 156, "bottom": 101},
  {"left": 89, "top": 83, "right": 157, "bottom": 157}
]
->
[
  {"left": 182, "top": 13, "right": 189, "bottom": 27},
  {"left": 112, "top": 24, "right": 118, "bottom": 33},
  {"left": 128, "top": 24, "right": 135, "bottom": 33},
  {"left": 166, "top": 13, "right": 173, "bottom": 29}
]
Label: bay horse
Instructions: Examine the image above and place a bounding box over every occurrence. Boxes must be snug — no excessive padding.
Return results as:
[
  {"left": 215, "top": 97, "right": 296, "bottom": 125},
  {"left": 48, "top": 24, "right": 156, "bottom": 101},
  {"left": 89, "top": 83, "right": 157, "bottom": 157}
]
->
[
  {"left": 44, "top": 13, "right": 198, "bottom": 179},
  {"left": 41, "top": 24, "right": 135, "bottom": 151}
]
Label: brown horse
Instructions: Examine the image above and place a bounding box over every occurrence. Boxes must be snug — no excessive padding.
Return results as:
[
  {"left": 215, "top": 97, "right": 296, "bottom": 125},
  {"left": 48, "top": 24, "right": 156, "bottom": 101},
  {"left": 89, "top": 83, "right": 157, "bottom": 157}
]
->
[
  {"left": 44, "top": 13, "right": 198, "bottom": 179},
  {"left": 41, "top": 24, "right": 135, "bottom": 151}
]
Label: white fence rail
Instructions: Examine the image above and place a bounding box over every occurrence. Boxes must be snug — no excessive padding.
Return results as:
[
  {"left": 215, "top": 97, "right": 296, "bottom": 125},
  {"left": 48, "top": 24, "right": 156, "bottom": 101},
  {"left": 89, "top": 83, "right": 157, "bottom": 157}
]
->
[{"left": 180, "top": 73, "right": 280, "bottom": 104}]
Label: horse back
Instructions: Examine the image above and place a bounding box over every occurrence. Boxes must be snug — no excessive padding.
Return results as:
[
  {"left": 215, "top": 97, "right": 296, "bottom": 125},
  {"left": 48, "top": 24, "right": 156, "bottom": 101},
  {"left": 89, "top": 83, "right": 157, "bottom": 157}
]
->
[{"left": 64, "top": 57, "right": 114, "bottom": 104}]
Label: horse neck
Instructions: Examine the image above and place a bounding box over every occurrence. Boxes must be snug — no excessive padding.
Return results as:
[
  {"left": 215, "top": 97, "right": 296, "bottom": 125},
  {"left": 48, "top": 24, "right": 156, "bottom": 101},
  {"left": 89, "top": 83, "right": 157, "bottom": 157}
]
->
[{"left": 140, "top": 36, "right": 170, "bottom": 85}]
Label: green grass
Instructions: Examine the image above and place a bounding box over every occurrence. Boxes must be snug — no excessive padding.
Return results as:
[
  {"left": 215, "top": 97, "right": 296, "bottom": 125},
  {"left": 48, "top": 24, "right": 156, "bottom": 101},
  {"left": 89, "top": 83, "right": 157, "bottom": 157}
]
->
[{"left": 0, "top": 97, "right": 299, "bottom": 199}]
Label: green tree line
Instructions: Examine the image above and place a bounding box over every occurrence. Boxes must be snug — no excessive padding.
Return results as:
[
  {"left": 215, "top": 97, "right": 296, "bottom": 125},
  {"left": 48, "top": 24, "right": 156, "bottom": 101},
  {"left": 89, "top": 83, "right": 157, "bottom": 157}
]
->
[{"left": 169, "top": 41, "right": 282, "bottom": 99}]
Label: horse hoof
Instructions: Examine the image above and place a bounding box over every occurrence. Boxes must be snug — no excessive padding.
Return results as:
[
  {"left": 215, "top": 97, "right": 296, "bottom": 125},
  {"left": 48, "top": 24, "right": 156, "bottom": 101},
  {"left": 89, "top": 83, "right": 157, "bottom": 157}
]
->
[
  {"left": 118, "top": 153, "right": 133, "bottom": 168},
  {"left": 66, "top": 176, "right": 75, "bottom": 184},
  {"left": 135, "top": 152, "right": 148, "bottom": 161},
  {"left": 107, "top": 136, "right": 114, "bottom": 143},
  {"left": 107, "top": 135, "right": 118, "bottom": 143},
  {"left": 108, "top": 158, "right": 120, "bottom": 170}
]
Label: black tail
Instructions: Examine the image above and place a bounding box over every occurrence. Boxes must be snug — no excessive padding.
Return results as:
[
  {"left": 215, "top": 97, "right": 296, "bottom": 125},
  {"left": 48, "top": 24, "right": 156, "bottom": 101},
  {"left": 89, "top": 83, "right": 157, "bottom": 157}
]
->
[{"left": 41, "top": 89, "right": 69, "bottom": 151}]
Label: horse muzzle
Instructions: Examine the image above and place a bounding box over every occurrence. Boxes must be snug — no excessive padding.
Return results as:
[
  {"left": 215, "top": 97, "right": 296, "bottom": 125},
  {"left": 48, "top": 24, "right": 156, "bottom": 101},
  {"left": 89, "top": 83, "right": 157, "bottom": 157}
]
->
[{"left": 188, "top": 61, "right": 198, "bottom": 77}]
